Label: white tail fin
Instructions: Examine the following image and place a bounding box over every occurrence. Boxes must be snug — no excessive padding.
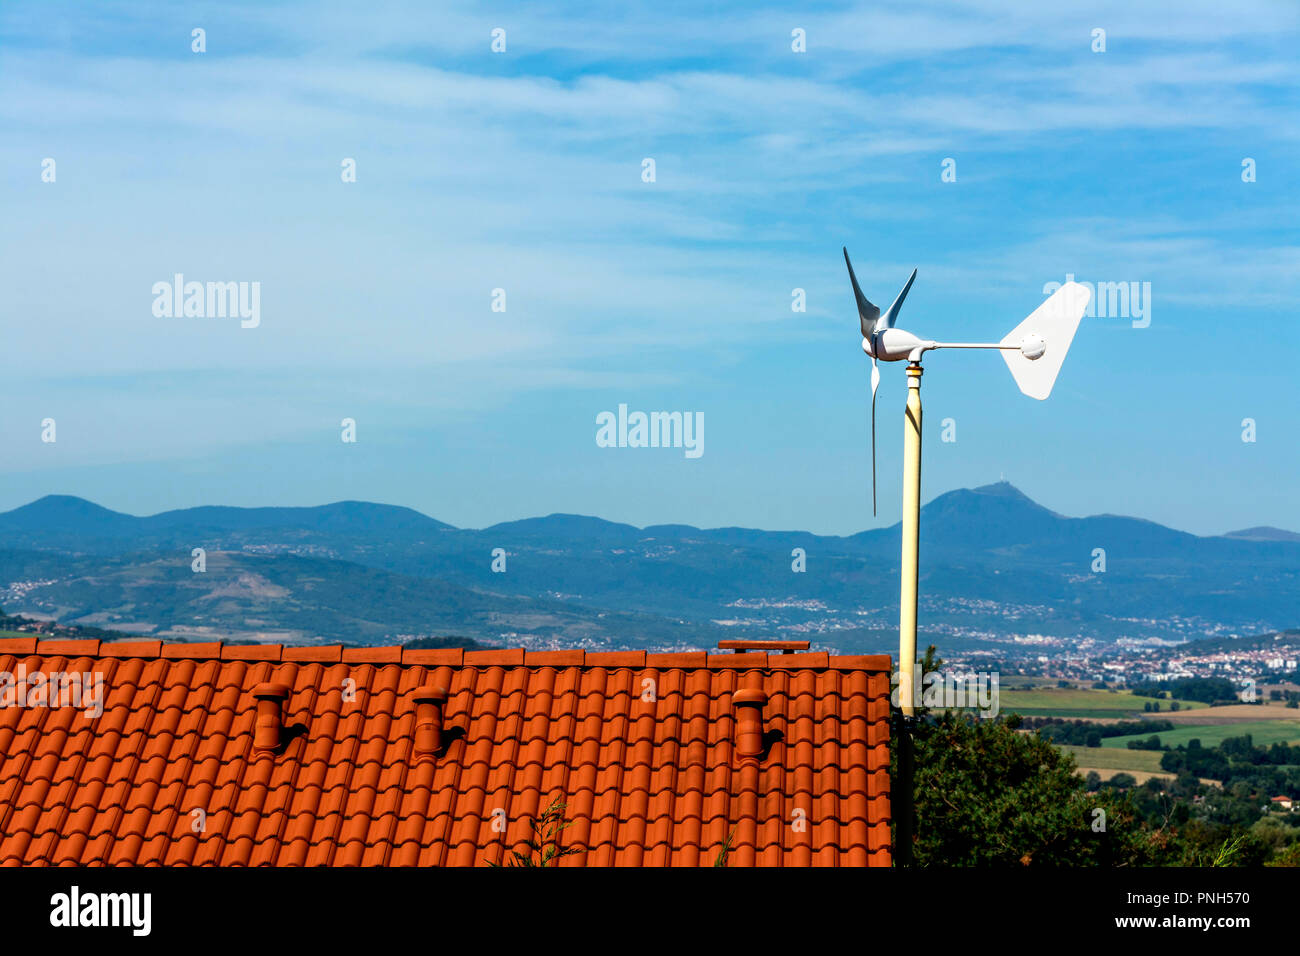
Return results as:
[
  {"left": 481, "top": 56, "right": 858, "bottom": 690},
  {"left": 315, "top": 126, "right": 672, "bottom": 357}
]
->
[{"left": 1001, "top": 281, "right": 1090, "bottom": 400}]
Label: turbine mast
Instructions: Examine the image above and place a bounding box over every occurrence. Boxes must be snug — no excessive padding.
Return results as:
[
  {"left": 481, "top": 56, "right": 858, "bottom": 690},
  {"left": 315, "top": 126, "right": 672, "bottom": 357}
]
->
[{"left": 895, "top": 360, "right": 923, "bottom": 867}]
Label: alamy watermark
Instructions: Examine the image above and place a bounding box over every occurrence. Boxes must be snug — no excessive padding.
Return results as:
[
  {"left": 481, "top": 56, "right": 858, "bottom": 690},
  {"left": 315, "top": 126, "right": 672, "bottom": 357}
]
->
[
  {"left": 0, "top": 666, "right": 104, "bottom": 717},
  {"left": 893, "top": 669, "right": 1000, "bottom": 717},
  {"left": 596, "top": 403, "right": 703, "bottom": 459},
  {"left": 1044, "top": 273, "right": 1150, "bottom": 328},
  {"left": 152, "top": 274, "right": 260, "bottom": 328},
  {"left": 49, "top": 886, "right": 150, "bottom": 936}
]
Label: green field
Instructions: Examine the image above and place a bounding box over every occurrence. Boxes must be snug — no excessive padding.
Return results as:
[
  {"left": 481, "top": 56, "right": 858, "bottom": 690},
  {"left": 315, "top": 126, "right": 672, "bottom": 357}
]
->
[
  {"left": 1102, "top": 720, "right": 1300, "bottom": 750},
  {"left": 998, "top": 676, "right": 1056, "bottom": 690},
  {"left": 1000, "top": 686, "right": 1206, "bottom": 718},
  {"left": 1056, "top": 745, "right": 1168, "bottom": 774}
]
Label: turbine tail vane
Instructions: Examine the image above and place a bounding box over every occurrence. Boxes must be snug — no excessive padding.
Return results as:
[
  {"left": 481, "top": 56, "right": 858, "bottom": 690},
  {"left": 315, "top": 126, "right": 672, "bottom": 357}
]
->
[{"left": 1000, "top": 281, "right": 1091, "bottom": 400}]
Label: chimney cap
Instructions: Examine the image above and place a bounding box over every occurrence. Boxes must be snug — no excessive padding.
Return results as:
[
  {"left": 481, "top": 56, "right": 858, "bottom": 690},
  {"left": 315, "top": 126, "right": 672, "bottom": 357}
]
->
[
  {"left": 252, "top": 682, "right": 290, "bottom": 754},
  {"left": 253, "top": 682, "right": 290, "bottom": 700},
  {"left": 718, "top": 640, "right": 810, "bottom": 654},
  {"left": 734, "top": 688, "right": 768, "bottom": 707},
  {"left": 413, "top": 685, "right": 449, "bottom": 758},
  {"left": 414, "top": 684, "right": 448, "bottom": 704}
]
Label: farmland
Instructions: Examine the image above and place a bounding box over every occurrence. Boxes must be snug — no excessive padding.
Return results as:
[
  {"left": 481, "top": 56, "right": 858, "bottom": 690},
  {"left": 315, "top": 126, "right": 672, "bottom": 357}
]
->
[
  {"left": 1057, "top": 745, "right": 1167, "bottom": 774},
  {"left": 1102, "top": 719, "right": 1300, "bottom": 750},
  {"left": 1000, "top": 685, "right": 1206, "bottom": 719}
]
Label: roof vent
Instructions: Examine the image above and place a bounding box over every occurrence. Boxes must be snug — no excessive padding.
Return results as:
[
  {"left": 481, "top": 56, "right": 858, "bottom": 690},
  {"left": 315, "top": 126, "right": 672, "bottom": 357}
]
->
[
  {"left": 718, "top": 640, "right": 810, "bottom": 655},
  {"left": 413, "top": 685, "right": 449, "bottom": 757},
  {"left": 733, "top": 687, "right": 769, "bottom": 760},
  {"left": 252, "top": 682, "right": 290, "bottom": 753}
]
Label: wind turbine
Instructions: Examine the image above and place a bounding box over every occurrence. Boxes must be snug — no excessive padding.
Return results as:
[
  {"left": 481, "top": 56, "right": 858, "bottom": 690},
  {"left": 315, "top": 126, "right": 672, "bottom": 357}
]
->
[{"left": 843, "top": 247, "right": 1091, "bottom": 865}]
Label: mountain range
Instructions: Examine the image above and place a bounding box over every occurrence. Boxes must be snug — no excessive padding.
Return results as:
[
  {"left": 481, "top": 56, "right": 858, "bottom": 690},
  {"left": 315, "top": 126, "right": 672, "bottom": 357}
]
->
[{"left": 0, "top": 483, "right": 1295, "bottom": 654}]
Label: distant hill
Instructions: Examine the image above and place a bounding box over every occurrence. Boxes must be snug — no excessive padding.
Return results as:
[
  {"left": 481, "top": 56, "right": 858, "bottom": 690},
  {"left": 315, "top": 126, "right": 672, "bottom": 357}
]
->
[
  {"left": 0, "top": 547, "right": 716, "bottom": 647},
  {"left": 0, "top": 483, "right": 1295, "bottom": 652},
  {"left": 403, "top": 635, "right": 496, "bottom": 651},
  {"left": 0, "top": 495, "right": 453, "bottom": 549},
  {"left": 482, "top": 513, "right": 643, "bottom": 546},
  {"left": 0, "top": 495, "right": 138, "bottom": 536},
  {"left": 1223, "top": 526, "right": 1300, "bottom": 543},
  {"left": 1147, "top": 629, "right": 1300, "bottom": 658}
]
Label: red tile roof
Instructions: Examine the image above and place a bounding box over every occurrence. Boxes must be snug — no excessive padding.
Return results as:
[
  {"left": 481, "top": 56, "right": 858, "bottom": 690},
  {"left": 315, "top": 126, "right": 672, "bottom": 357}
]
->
[{"left": 0, "top": 638, "right": 891, "bottom": 866}]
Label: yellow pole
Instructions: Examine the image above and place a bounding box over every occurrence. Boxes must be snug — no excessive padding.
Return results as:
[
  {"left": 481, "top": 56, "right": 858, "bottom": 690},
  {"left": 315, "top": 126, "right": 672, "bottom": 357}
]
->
[
  {"left": 896, "top": 361, "right": 923, "bottom": 866},
  {"left": 899, "top": 363, "right": 923, "bottom": 716}
]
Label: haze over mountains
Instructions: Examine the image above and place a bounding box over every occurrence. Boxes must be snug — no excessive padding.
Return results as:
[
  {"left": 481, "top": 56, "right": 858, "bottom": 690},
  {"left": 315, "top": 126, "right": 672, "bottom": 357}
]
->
[{"left": 0, "top": 483, "right": 1295, "bottom": 654}]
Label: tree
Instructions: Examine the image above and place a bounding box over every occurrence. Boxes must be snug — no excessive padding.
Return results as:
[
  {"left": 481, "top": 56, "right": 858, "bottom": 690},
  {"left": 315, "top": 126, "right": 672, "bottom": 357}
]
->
[
  {"left": 901, "top": 710, "right": 1155, "bottom": 866},
  {"left": 1265, "top": 841, "right": 1300, "bottom": 867}
]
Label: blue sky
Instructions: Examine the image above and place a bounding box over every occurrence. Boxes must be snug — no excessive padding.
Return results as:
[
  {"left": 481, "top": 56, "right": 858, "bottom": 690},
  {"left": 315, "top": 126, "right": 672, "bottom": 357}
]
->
[{"left": 1, "top": 0, "right": 1297, "bottom": 536}]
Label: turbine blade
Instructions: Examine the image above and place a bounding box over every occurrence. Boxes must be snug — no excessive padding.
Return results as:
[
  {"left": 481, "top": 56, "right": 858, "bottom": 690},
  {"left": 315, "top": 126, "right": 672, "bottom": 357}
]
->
[
  {"left": 843, "top": 247, "right": 880, "bottom": 337},
  {"left": 870, "top": 358, "right": 880, "bottom": 516},
  {"left": 880, "top": 267, "right": 917, "bottom": 329}
]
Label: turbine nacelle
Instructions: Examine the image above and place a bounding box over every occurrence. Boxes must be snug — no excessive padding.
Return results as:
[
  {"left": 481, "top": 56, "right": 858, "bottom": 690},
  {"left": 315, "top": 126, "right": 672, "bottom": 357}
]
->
[{"left": 863, "top": 328, "right": 927, "bottom": 362}]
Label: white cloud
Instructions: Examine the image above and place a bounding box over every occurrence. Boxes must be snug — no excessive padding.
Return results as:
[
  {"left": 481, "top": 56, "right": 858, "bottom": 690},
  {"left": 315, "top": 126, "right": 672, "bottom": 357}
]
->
[{"left": 0, "top": 0, "right": 1294, "bottom": 418}]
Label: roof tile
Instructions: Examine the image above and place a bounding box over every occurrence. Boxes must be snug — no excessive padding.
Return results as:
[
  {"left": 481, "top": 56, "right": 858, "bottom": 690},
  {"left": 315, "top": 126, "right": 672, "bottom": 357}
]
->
[
  {"left": 464, "top": 649, "right": 525, "bottom": 667},
  {"left": 340, "top": 646, "right": 402, "bottom": 664},
  {"left": 646, "top": 652, "right": 708, "bottom": 668},
  {"left": 401, "top": 648, "right": 464, "bottom": 667},
  {"left": 707, "top": 652, "right": 767, "bottom": 669},
  {"left": 827, "top": 654, "right": 892, "bottom": 672},
  {"left": 770, "top": 652, "right": 831, "bottom": 669},
  {"left": 162, "top": 642, "right": 222, "bottom": 660},
  {"left": 100, "top": 640, "right": 163, "bottom": 658},
  {"left": 0, "top": 642, "right": 890, "bottom": 866},
  {"left": 220, "top": 644, "right": 283, "bottom": 661},
  {"left": 35, "top": 639, "right": 101, "bottom": 656},
  {"left": 283, "top": 645, "right": 344, "bottom": 663},
  {"left": 585, "top": 651, "right": 645, "bottom": 667},
  {"left": 524, "top": 650, "right": 585, "bottom": 667}
]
